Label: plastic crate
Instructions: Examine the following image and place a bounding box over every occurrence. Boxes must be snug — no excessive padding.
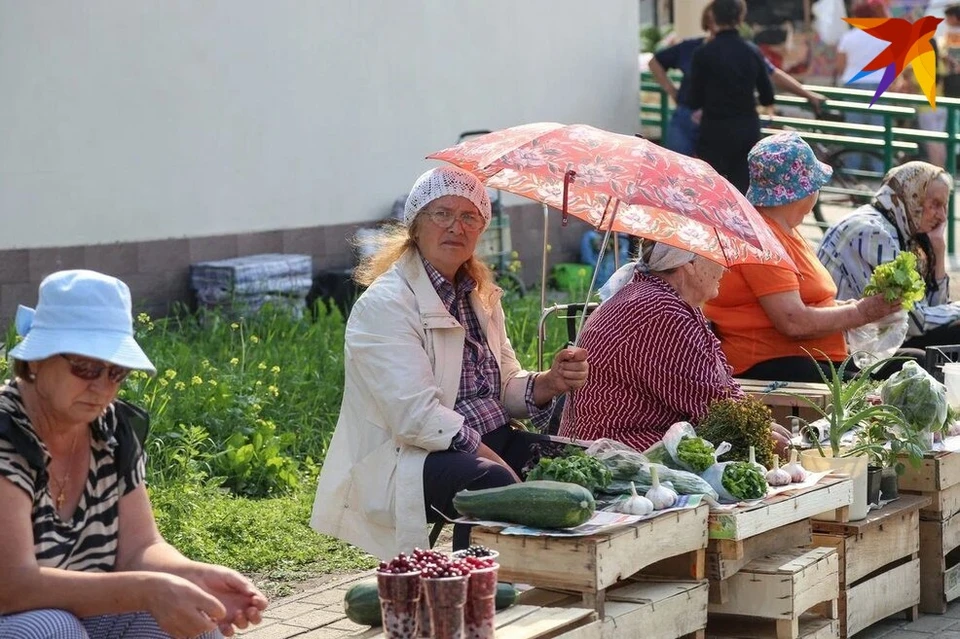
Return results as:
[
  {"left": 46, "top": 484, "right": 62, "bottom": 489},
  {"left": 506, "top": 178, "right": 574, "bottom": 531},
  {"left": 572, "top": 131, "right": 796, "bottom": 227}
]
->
[{"left": 925, "top": 345, "right": 960, "bottom": 383}]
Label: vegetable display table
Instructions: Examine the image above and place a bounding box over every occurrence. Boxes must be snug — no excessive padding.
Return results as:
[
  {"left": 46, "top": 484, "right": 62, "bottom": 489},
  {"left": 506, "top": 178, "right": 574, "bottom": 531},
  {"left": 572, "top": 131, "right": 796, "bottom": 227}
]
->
[
  {"left": 812, "top": 494, "right": 927, "bottom": 638},
  {"left": 898, "top": 447, "right": 960, "bottom": 613},
  {"left": 471, "top": 505, "right": 710, "bottom": 639},
  {"left": 351, "top": 603, "right": 597, "bottom": 639}
]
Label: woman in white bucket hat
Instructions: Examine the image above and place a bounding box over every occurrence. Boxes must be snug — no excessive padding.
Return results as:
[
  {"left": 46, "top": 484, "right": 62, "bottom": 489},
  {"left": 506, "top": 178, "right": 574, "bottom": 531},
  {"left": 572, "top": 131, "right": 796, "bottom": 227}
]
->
[
  {"left": 0, "top": 270, "right": 267, "bottom": 638},
  {"left": 311, "top": 166, "right": 589, "bottom": 559}
]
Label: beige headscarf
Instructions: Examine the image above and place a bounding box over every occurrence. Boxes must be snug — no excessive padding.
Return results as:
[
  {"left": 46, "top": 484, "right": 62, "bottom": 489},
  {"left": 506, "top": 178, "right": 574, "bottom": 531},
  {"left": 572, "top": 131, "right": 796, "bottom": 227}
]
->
[{"left": 873, "top": 161, "right": 952, "bottom": 288}]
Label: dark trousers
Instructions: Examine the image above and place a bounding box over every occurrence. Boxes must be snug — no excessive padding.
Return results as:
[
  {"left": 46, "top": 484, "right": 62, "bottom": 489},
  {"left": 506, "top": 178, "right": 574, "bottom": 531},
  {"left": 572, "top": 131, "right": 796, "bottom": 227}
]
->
[
  {"left": 697, "top": 115, "right": 761, "bottom": 194},
  {"left": 422, "top": 425, "right": 548, "bottom": 550},
  {"left": 902, "top": 323, "right": 960, "bottom": 350},
  {"left": 739, "top": 356, "right": 855, "bottom": 383}
]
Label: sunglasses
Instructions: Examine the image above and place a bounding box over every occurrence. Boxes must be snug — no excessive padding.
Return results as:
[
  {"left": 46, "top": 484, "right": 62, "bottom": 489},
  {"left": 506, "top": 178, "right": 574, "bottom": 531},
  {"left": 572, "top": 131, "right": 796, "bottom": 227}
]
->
[{"left": 60, "top": 354, "right": 132, "bottom": 384}]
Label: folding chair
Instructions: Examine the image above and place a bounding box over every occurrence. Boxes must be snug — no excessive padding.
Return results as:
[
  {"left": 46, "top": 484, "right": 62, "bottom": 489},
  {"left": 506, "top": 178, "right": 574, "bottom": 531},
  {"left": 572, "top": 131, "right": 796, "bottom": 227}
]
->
[{"left": 924, "top": 345, "right": 960, "bottom": 383}]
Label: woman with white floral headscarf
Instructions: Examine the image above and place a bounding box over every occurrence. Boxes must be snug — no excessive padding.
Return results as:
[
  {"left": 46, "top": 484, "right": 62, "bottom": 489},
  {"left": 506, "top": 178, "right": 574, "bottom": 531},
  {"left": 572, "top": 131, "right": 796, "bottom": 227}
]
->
[{"left": 818, "top": 161, "right": 959, "bottom": 347}]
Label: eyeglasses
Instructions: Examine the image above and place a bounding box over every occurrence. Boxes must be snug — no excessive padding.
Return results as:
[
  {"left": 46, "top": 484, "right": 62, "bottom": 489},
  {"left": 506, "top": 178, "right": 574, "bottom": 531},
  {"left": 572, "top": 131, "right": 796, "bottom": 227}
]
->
[
  {"left": 60, "top": 354, "right": 132, "bottom": 384},
  {"left": 423, "top": 209, "right": 485, "bottom": 231}
]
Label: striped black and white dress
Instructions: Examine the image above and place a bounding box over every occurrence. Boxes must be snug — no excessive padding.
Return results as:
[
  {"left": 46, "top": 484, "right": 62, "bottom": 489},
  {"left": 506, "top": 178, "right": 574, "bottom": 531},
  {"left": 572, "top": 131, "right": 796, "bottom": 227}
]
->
[{"left": 0, "top": 383, "right": 145, "bottom": 572}]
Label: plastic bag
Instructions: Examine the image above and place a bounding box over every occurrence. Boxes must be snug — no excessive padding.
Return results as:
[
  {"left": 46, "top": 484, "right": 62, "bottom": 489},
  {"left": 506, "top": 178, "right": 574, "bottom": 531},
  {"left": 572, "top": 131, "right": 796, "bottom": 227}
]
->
[
  {"left": 701, "top": 462, "right": 769, "bottom": 504},
  {"left": 880, "top": 360, "right": 948, "bottom": 435},
  {"left": 661, "top": 422, "right": 732, "bottom": 473},
  {"left": 584, "top": 438, "right": 650, "bottom": 480},
  {"left": 845, "top": 309, "right": 909, "bottom": 369}
]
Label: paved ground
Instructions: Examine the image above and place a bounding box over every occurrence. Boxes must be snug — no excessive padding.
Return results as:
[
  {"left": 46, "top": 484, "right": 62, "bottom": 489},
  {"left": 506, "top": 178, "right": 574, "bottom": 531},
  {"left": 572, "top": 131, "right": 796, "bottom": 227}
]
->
[{"left": 236, "top": 568, "right": 960, "bottom": 639}]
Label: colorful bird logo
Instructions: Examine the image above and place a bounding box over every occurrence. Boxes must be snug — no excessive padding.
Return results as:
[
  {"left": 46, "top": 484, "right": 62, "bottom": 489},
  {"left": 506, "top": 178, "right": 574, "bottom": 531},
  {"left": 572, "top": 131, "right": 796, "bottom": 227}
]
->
[{"left": 843, "top": 15, "right": 943, "bottom": 107}]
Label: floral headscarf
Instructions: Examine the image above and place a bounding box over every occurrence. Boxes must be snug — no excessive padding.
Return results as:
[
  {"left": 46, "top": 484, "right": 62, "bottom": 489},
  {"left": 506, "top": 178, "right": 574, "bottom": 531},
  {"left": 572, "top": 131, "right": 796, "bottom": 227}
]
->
[{"left": 873, "top": 161, "right": 951, "bottom": 288}]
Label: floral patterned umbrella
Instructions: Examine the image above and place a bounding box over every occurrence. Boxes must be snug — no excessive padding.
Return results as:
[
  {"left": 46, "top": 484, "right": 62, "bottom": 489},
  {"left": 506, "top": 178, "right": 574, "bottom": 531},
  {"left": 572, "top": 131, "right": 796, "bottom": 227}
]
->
[{"left": 428, "top": 122, "right": 795, "bottom": 270}]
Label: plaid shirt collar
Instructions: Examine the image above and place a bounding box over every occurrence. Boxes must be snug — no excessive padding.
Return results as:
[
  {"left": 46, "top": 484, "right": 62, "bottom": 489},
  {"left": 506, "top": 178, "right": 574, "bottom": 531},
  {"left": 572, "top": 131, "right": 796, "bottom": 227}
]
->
[{"left": 422, "top": 257, "right": 476, "bottom": 312}]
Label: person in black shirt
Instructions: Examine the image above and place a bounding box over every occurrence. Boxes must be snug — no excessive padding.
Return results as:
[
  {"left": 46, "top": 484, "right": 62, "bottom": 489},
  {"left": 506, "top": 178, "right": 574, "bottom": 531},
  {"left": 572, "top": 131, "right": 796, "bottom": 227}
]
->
[{"left": 688, "top": 0, "right": 774, "bottom": 193}]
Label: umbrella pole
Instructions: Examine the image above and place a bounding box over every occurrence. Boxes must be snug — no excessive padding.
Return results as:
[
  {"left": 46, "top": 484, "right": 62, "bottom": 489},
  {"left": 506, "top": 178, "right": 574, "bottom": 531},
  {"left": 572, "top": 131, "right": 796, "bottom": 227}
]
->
[
  {"left": 540, "top": 203, "right": 549, "bottom": 313},
  {"left": 613, "top": 232, "right": 621, "bottom": 271},
  {"left": 573, "top": 199, "right": 621, "bottom": 347}
]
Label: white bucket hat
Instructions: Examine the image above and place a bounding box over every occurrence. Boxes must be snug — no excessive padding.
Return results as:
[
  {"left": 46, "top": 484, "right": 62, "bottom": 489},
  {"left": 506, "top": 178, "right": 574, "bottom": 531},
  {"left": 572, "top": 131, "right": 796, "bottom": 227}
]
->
[
  {"left": 403, "top": 166, "right": 492, "bottom": 229},
  {"left": 9, "top": 269, "right": 156, "bottom": 374}
]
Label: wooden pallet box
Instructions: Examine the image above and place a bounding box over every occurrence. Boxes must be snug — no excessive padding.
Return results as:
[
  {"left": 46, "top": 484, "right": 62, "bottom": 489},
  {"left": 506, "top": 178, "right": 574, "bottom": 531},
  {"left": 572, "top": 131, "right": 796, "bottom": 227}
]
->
[
  {"left": 708, "top": 476, "right": 852, "bottom": 542},
  {"left": 708, "top": 547, "right": 840, "bottom": 639},
  {"left": 471, "top": 504, "right": 708, "bottom": 613},
  {"left": 899, "top": 448, "right": 960, "bottom": 614},
  {"left": 735, "top": 379, "right": 831, "bottom": 425},
  {"left": 812, "top": 495, "right": 926, "bottom": 637},
  {"left": 522, "top": 580, "right": 708, "bottom": 639}
]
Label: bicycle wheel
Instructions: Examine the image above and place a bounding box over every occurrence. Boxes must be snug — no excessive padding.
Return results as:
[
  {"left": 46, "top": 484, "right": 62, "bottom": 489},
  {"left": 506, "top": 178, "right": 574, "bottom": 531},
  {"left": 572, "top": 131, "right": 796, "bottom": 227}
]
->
[{"left": 821, "top": 148, "right": 885, "bottom": 205}]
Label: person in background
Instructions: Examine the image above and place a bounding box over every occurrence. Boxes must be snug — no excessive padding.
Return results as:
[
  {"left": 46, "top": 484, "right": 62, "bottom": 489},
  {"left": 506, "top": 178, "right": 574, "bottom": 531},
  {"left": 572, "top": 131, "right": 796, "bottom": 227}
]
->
[
  {"left": 311, "top": 166, "right": 589, "bottom": 558},
  {"left": 579, "top": 230, "right": 631, "bottom": 289},
  {"left": 834, "top": 0, "right": 890, "bottom": 174},
  {"left": 649, "top": 2, "right": 825, "bottom": 157},
  {"left": 0, "top": 270, "right": 268, "bottom": 638},
  {"left": 687, "top": 0, "right": 775, "bottom": 193},
  {"left": 818, "top": 161, "right": 960, "bottom": 348},
  {"left": 942, "top": 4, "right": 960, "bottom": 100},
  {"left": 704, "top": 132, "right": 903, "bottom": 382}
]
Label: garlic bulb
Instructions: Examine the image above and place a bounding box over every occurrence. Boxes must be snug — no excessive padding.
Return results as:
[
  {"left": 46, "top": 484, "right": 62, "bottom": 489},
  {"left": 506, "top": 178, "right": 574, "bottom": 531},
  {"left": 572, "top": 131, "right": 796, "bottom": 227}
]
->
[
  {"left": 783, "top": 449, "right": 807, "bottom": 483},
  {"left": 765, "top": 455, "right": 792, "bottom": 487},
  {"left": 645, "top": 466, "right": 678, "bottom": 510},
  {"left": 748, "top": 446, "right": 767, "bottom": 473},
  {"left": 620, "top": 481, "right": 654, "bottom": 515}
]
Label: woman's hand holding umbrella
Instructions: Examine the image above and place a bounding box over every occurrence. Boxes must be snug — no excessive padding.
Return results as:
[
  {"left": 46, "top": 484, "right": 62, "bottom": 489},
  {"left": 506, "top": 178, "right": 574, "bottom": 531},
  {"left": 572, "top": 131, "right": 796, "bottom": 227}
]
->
[{"left": 532, "top": 347, "right": 589, "bottom": 406}]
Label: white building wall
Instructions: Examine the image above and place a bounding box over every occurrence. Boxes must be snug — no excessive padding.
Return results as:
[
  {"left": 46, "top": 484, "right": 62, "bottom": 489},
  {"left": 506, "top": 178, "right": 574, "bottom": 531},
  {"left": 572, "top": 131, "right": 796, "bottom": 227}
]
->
[{"left": 0, "top": 1, "right": 639, "bottom": 249}]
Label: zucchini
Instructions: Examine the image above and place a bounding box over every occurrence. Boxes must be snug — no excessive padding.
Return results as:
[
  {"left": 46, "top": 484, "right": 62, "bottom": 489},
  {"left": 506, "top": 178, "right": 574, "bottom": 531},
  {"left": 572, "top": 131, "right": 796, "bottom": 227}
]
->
[
  {"left": 453, "top": 480, "right": 595, "bottom": 529},
  {"left": 344, "top": 580, "right": 518, "bottom": 626}
]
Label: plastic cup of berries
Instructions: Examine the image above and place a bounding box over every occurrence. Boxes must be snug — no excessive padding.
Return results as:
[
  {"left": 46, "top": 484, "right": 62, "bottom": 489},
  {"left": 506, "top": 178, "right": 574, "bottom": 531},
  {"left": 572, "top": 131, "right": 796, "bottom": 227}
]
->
[
  {"left": 411, "top": 548, "right": 449, "bottom": 638},
  {"left": 463, "top": 556, "right": 500, "bottom": 639},
  {"left": 452, "top": 544, "right": 500, "bottom": 563},
  {"left": 377, "top": 554, "right": 422, "bottom": 639},
  {"left": 422, "top": 559, "right": 471, "bottom": 639}
]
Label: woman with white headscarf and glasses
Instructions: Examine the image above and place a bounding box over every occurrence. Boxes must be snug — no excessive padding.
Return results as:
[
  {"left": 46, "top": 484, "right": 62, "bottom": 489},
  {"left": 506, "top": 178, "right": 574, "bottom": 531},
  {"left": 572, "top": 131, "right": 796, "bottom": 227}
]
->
[
  {"left": 818, "top": 161, "right": 960, "bottom": 349},
  {"left": 310, "top": 166, "right": 589, "bottom": 559},
  {"left": 0, "top": 270, "right": 268, "bottom": 639},
  {"left": 557, "top": 239, "right": 751, "bottom": 452}
]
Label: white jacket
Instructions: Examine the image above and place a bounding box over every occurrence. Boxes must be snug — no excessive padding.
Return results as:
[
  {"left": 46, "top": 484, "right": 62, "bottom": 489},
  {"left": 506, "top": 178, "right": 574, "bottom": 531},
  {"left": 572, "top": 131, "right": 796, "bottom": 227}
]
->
[{"left": 310, "top": 249, "right": 533, "bottom": 560}]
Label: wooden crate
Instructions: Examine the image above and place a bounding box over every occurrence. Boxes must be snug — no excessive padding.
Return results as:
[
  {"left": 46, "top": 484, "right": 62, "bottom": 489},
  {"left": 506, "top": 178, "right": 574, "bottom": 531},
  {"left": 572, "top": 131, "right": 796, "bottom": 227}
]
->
[
  {"left": 708, "top": 519, "right": 812, "bottom": 581},
  {"left": 812, "top": 495, "right": 927, "bottom": 637},
  {"left": 708, "top": 476, "right": 853, "bottom": 541},
  {"left": 708, "top": 547, "right": 840, "bottom": 639},
  {"left": 522, "top": 580, "right": 708, "bottom": 639},
  {"left": 353, "top": 603, "right": 596, "bottom": 639},
  {"left": 471, "top": 504, "right": 708, "bottom": 614},
  {"left": 708, "top": 615, "right": 838, "bottom": 639},
  {"left": 897, "top": 448, "right": 960, "bottom": 613},
  {"left": 735, "top": 378, "right": 831, "bottom": 425}
]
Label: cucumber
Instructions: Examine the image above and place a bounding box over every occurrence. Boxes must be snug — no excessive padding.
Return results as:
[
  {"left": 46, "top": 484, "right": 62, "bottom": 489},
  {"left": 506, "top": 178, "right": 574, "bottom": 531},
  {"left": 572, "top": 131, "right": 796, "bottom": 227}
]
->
[
  {"left": 344, "top": 580, "right": 518, "bottom": 626},
  {"left": 453, "top": 480, "right": 595, "bottom": 529}
]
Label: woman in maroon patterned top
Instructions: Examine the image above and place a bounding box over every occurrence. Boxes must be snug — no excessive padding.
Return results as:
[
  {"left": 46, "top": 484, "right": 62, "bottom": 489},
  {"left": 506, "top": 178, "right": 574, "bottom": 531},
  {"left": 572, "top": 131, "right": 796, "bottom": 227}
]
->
[{"left": 558, "top": 240, "right": 741, "bottom": 451}]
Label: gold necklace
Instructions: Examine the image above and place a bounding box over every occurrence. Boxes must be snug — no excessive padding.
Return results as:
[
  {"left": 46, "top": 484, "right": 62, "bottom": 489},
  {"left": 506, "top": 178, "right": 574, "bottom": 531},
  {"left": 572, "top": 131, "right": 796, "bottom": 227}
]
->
[{"left": 50, "top": 429, "right": 82, "bottom": 512}]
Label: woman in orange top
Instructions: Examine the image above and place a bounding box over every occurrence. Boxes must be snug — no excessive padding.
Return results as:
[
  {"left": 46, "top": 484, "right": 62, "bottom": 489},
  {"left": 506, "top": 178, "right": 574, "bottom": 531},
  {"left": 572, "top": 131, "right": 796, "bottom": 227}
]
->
[{"left": 703, "top": 132, "right": 902, "bottom": 382}]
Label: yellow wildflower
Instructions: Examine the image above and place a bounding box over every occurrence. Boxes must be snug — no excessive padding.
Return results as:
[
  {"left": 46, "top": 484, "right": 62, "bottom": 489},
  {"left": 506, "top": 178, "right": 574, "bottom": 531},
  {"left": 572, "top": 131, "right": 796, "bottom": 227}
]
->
[
  {"left": 230, "top": 357, "right": 240, "bottom": 366},
  {"left": 271, "top": 365, "right": 281, "bottom": 374},
  {"left": 164, "top": 369, "right": 177, "bottom": 380},
  {"left": 208, "top": 379, "right": 218, "bottom": 387},
  {"left": 174, "top": 381, "right": 186, "bottom": 391},
  {"left": 257, "top": 362, "right": 267, "bottom": 371},
  {"left": 158, "top": 378, "right": 169, "bottom": 387},
  {"left": 191, "top": 376, "right": 203, "bottom": 386},
  {"left": 250, "top": 335, "right": 260, "bottom": 344},
  {"left": 268, "top": 385, "right": 279, "bottom": 397},
  {"left": 231, "top": 322, "right": 240, "bottom": 330}
]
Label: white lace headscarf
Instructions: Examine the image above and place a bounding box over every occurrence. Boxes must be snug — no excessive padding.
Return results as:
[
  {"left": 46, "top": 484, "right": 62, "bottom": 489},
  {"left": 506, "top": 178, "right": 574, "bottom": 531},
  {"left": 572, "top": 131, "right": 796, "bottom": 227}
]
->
[
  {"left": 598, "top": 241, "right": 697, "bottom": 301},
  {"left": 403, "top": 166, "right": 492, "bottom": 230}
]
